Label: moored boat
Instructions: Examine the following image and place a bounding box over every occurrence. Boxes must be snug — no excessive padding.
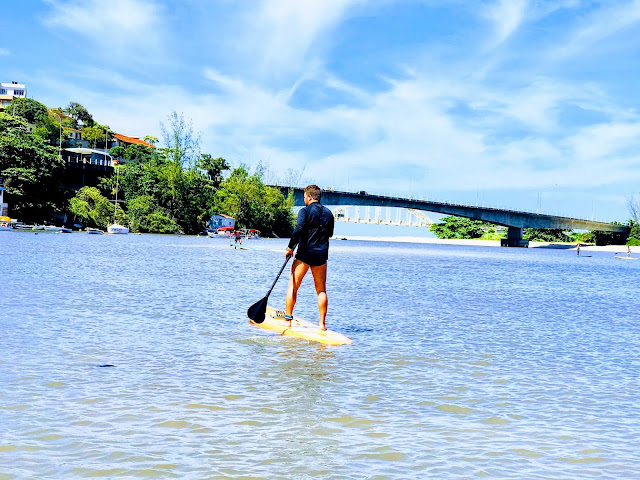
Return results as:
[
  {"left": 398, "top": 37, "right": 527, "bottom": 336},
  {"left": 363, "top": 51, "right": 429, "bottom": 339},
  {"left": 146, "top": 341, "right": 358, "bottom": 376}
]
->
[
  {"left": 86, "top": 228, "right": 105, "bottom": 235},
  {"left": 0, "top": 216, "right": 13, "bottom": 231},
  {"left": 107, "top": 224, "right": 129, "bottom": 235},
  {"left": 208, "top": 226, "right": 233, "bottom": 238}
]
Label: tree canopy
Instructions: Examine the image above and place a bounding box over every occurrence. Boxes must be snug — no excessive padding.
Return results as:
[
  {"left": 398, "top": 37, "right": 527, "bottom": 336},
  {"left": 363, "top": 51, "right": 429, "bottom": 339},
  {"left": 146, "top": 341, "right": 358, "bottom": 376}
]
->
[
  {"left": 65, "top": 102, "right": 94, "bottom": 127},
  {"left": 81, "top": 125, "right": 111, "bottom": 149},
  {"left": 6, "top": 98, "right": 49, "bottom": 124},
  {"left": 523, "top": 228, "right": 568, "bottom": 242},
  {"left": 0, "top": 113, "right": 65, "bottom": 222},
  {"left": 214, "top": 166, "right": 294, "bottom": 237},
  {"left": 69, "top": 186, "right": 122, "bottom": 229},
  {"left": 160, "top": 111, "right": 200, "bottom": 167},
  {"left": 429, "top": 216, "right": 490, "bottom": 239}
]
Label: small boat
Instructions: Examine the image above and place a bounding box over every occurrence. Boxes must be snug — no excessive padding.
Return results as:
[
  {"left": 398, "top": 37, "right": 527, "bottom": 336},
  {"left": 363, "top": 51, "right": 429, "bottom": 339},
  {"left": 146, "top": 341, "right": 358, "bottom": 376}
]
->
[
  {"left": 237, "top": 228, "right": 261, "bottom": 239},
  {"left": 44, "top": 225, "right": 63, "bottom": 232},
  {"left": 107, "top": 163, "right": 128, "bottom": 235},
  {"left": 14, "top": 224, "right": 35, "bottom": 230},
  {"left": 86, "top": 228, "right": 105, "bottom": 235},
  {"left": 208, "top": 226, "right": 234, "bottom": 238},
  {"left": 107, "top": 224, "right": 129, "bottom": 235}
]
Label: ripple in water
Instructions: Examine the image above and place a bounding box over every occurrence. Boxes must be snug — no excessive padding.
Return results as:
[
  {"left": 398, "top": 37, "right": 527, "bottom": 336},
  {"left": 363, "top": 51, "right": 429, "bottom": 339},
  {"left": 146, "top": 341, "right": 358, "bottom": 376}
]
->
[{"left": 1, "top": 233, "right": 639, "bottom": 478}]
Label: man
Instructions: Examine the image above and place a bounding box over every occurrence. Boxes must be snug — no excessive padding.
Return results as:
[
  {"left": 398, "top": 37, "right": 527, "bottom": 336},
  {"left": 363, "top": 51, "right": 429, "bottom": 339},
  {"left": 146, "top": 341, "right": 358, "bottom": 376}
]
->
[
  {"left": 284, "top": 185, "right": 335, "bottom": 330},
  {"left": 233, "top": 229, "right": 242, "bottom": 246}
]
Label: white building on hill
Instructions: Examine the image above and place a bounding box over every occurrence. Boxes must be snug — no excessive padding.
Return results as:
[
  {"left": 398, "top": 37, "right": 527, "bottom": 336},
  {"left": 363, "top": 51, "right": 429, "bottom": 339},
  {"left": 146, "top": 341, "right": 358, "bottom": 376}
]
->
[{"left": 0, "top": 81, "right": 27, "bottom": 110}]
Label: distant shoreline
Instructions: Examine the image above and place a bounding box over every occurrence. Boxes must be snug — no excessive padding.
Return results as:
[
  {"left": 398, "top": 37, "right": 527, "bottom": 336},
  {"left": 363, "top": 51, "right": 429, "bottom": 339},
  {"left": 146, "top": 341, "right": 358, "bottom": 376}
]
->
[{"left": 332, "top": 235, "right": 635, "bottom": 253}]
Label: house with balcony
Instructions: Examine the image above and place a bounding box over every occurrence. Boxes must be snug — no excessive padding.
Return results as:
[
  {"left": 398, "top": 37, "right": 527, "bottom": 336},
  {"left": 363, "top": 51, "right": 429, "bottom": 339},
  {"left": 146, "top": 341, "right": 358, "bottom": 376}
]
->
[{"left": 0, "top": 81, "right": 26, "bottom": 110}]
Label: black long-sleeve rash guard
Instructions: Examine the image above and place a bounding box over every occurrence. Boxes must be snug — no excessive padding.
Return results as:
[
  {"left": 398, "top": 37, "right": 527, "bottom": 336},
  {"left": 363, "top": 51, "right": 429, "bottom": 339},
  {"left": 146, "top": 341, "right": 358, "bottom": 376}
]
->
[{"left": 288, "top": 202, "right": 335, "bottom": 265}]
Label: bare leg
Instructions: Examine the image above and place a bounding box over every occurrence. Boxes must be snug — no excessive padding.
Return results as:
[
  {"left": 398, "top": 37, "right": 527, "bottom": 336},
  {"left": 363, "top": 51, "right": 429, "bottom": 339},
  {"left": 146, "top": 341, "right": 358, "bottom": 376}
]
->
[
  {"left": 310, "top": 263, "right": 328, "bottom": 330},
  {"left": 286, "top": 259, "right": 309, "bottom": 324}
]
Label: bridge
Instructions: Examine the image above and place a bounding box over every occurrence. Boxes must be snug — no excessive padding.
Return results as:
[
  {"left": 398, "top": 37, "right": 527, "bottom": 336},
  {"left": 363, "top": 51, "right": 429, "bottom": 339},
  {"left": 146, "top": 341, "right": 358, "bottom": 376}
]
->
[{"left": 275, "top": 187, "right": 629, "bottom": 247}]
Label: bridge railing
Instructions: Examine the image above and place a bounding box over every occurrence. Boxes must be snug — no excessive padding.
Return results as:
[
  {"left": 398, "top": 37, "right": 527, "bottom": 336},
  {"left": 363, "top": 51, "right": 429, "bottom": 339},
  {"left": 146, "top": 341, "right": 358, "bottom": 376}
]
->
[{"left": 316, "top": 188, "right": 608, "bottom": 224}]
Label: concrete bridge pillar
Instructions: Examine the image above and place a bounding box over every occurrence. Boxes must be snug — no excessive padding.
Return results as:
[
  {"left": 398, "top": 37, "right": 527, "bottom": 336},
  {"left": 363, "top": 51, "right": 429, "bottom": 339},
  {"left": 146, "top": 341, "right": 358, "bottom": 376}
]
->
[{"left": 500, "top": 226, "right": 529, "bottom": 248}]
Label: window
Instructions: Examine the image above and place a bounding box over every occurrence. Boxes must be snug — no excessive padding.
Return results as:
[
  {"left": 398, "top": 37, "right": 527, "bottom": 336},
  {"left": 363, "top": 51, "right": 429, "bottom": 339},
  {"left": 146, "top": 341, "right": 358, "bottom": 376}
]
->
[
  {"left": 13, "top": 90, "right": 25, "bottom": 96},
  {"left": 0, "top": 89, "right": 6, "bottom": 94}
]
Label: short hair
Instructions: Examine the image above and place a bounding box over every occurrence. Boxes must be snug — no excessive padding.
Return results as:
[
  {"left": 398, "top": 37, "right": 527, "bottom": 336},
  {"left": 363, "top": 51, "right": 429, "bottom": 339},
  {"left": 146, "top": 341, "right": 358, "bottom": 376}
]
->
[{"left": 304, "top": 184, "right": 322, "bottom": 201}]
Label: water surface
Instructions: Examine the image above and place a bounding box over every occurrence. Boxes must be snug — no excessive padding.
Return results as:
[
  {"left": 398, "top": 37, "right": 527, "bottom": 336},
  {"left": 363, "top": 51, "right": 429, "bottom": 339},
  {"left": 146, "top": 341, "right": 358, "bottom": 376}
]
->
[{"left": 1, "top": 232, "right": 639, "bottom": 478}]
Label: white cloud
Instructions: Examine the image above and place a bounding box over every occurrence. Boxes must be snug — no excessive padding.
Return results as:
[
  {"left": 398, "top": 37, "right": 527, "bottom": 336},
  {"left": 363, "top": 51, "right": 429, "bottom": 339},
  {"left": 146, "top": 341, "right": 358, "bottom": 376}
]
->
[
  {"left": 237, "top": 0, "right": 362, "bottom": 80},
  {"left": 484, "top": 0, "right": 528, "bottom": 48},
  {"left": 551, "top": 0, "right": 640, "bottom": 59},
  {"left": 42, "top": 0, "right": 164, "bottom": 55}
]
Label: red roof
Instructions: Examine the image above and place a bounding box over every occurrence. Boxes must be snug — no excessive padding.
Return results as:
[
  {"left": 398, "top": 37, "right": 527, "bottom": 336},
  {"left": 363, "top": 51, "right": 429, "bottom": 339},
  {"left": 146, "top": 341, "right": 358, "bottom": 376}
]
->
[{"left": 113, "top": 133, "right": 155, "bottom": 148}]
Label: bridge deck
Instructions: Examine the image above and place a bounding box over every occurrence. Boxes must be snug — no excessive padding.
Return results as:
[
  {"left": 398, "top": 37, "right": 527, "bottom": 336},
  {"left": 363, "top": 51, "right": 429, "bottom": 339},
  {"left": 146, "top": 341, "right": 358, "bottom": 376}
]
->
[{"left": 275, "top": 187, "right": 628, "bottom": 233}]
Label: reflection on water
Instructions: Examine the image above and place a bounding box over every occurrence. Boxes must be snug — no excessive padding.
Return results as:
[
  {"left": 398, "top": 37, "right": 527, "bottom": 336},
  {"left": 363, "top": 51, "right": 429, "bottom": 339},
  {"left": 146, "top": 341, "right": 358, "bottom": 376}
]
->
[{"left": 1, "top": 232, "right": 639, "bottom": 478}]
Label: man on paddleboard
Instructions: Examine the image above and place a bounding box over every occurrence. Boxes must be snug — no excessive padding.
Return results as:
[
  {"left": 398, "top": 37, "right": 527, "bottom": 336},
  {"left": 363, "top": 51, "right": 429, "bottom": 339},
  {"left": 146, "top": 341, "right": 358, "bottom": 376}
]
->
[{"left": 284, "top": 185, "right": 334, "bottom": 330}]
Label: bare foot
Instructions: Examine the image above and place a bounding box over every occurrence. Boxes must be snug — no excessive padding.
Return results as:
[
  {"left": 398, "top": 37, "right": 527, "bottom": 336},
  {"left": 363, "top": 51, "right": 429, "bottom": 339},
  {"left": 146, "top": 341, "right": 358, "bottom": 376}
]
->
[{"left": 319, "top": 323, "right": 327, "bottom": 331}]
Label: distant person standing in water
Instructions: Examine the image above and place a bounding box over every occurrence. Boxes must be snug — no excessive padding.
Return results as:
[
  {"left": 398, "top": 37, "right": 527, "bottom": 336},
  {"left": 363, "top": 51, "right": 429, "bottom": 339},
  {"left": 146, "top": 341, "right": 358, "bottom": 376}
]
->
[
  {"left": 577, "top": 243, "right": 581, "bottom": 256},
  {"left": 284, "top": 185, "right": 335, "bottom": 331},
  {"left": 628, "top": 245, "right": 632, "bottom": 257}
]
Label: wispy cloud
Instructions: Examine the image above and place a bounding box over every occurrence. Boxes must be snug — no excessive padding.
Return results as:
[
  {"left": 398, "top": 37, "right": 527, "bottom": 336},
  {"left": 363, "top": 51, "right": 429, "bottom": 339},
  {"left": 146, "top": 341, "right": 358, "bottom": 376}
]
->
[
  {"left": 42, "top": 0, "right": 164, "bottom": 55},
  {"left": 0, "top": 47, "right": 9, "bottom": 56},
  {"left": 237, "top": 0, "right": 361, "bottom": 80},
  {"left": 551, "top": 0, "right": 640, "bottom": 59},
  {"left": 484, "top": 0, "right": 528, "bottom": 48}
]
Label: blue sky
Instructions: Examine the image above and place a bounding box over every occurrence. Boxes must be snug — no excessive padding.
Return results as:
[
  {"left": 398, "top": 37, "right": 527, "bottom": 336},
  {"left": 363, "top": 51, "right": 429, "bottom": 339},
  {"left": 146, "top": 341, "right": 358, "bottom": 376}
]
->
[{"left": 3, "top": 0, "right": 640, "bottom": 225}]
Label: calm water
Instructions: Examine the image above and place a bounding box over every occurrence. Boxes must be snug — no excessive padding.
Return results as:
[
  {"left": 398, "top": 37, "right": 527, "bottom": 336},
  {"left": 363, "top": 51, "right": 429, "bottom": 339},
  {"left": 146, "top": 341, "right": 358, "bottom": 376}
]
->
[{"left": 1, "top": 232, "right": 639, "bottom": 479}]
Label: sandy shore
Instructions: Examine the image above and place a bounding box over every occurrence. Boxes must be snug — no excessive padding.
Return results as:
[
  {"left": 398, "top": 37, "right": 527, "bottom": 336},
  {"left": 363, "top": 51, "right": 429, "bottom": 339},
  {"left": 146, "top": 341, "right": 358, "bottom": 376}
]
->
[{"left": 332, "top": 235, "right": 636, "bottom": 253}]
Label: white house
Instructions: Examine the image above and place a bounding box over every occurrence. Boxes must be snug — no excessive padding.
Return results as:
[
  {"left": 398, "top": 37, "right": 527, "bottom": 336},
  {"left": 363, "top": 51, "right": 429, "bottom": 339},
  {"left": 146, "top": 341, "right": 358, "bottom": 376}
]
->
[
  {"left": 208, "top": 214, "right": 235, "bottom": 230},
  {"left": 0, "top": 81, "right": 27, "bottom": 110}
]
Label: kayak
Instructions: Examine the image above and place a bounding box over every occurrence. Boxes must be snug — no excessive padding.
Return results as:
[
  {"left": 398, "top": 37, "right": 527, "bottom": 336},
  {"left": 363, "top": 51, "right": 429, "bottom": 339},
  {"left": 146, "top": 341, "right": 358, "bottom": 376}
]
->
[{"left": 249, "top": 306, "right": 353, "bottom": 346}]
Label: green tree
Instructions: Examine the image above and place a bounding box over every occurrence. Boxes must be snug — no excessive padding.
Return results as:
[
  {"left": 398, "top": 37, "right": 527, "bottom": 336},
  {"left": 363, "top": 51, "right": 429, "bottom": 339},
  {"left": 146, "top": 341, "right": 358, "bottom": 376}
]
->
[
  {"left": 127, "top": 195, "right": 178, "bottom": 233},
  {"left": 109, "top": 146, "right": 126, "bottom": 159},
  {"left": 214, "top": 166, "right": 294, "bottom": 237},
  {"left": 627, "top": 222, "right": 640, "bottom": 246},
  {"left": 65, "top": 102, "right": 94, "bottom": 127},
  {"left": 82, "top": 125, "right": 111, "bottom": 149},
  {"left": 124, "top": 144, "right": 154, "bottom": 163},
  {"left": 523, "top": 228, "right": 568, "bottom": 242},
  {"left": 198, "top": 154, "right": 229, "bottom": 187},
  {"left": 0, "top": 113, "right": 65, "bottom": 222},
  {"left": 160, "top": 111, "right": 200, "bottom": 167},
  {"left": 143, "top": 135, "right": 158, "bottom": 146},
  {"left": 34, "top": 112, "right": 70, "bottom": 147},
  {"left": 69, "top": 186, "right": 122, "bottom": 229},
  {"left": 6, "top": 98, "right": 48, "bottom": 124},
  {"left": 429, "top": 216, "right": 489, "bottom": 239}
]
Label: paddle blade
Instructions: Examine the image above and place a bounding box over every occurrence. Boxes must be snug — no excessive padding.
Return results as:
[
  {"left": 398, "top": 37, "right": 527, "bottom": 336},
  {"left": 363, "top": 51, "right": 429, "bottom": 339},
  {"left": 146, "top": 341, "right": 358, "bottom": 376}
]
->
[{"left": 247, "top": 296, "right": 269, "bottom": 324}]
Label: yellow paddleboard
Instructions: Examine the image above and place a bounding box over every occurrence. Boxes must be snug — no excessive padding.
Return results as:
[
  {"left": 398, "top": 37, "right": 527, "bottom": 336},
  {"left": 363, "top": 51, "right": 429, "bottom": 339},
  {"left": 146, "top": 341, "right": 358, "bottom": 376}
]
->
[{"left": 249, "top": 306, "right": 353, "bottom": 346}]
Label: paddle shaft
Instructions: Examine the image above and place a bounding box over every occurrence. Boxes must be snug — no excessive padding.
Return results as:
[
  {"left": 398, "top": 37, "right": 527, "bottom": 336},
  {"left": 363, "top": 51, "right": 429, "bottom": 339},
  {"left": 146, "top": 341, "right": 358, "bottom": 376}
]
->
[{"left": 265, "top": 254, "right": 292, "bottom": 298}]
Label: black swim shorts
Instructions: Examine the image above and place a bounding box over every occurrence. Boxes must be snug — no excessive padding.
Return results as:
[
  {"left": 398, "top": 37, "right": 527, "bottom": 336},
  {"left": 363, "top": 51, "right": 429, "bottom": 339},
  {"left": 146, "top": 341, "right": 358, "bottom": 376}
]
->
[{"left": 296, "top": 251, "right": 328, "bottom": 267}]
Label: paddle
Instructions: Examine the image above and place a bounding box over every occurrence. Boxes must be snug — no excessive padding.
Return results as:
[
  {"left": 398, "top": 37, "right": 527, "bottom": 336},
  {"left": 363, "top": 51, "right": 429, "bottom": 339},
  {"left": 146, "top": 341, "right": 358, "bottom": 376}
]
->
[{"left": 247, "top": 253, "right": 293, "bottom": 324}]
